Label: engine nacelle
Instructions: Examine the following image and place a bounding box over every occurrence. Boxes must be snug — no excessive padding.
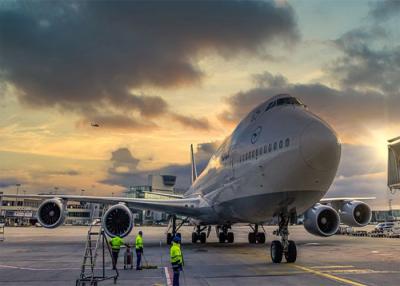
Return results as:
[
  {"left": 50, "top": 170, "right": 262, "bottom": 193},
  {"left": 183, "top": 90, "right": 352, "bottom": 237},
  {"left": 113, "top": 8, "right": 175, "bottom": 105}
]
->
[
  {"left": 339, "top": 200, "right": 371, "bottom": 227},
  {"left": 304, "top": 204, "right": 340, "bottom": 237},
  {"left": 37, "top": 198, "right": 66, "bottom": 228},
  {"left": 102, "top": 204, "right": 133, "bottom": 238}
]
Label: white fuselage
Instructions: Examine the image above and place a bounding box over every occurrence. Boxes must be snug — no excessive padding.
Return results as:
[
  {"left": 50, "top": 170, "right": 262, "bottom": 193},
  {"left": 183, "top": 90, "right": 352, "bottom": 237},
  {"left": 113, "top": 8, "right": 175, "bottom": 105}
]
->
[{"left": 184, "top": 95, "right": 341, "bottom": 225}]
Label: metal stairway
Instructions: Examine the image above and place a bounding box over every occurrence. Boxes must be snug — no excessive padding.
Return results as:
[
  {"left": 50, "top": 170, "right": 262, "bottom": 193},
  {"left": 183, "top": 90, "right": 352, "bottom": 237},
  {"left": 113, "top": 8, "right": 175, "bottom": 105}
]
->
[{"left": 76, "top": 219, "right": 118, "bottom": 286}]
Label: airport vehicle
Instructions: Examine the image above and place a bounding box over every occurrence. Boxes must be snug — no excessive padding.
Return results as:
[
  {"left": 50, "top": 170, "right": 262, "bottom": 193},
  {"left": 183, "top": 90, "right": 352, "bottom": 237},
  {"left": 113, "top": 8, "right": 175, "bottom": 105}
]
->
[
  {"left": 0, "top": 94, "right": 374, "bottom": 263},
  {"left": 374, "top": 221, "right": 400, "bottom": 233}
]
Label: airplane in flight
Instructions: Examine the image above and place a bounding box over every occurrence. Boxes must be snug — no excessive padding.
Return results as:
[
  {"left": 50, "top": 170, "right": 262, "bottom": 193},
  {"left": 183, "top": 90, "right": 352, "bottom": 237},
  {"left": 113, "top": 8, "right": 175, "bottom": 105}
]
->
[{"left": 1, "top": 94, "right": 374, "bottom": 263}]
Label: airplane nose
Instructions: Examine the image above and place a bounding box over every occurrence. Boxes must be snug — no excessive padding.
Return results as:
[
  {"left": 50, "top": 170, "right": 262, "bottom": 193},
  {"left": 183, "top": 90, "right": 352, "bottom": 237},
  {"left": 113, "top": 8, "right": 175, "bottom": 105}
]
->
[{"left": 300, "top": 120, "right": 341, "bottom": 171}]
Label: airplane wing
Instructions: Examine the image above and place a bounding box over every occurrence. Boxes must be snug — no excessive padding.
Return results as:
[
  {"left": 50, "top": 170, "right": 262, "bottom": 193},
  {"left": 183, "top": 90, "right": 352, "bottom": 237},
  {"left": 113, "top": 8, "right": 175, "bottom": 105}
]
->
[
  {"left": 142, "top": 191, "right": 184, "bottom": 199},
  {"left": 320, "top": 197, "right": 376, "bottom": 203},
  {"left": 0, "top": 194, "right": 205, "bottom": 217}
]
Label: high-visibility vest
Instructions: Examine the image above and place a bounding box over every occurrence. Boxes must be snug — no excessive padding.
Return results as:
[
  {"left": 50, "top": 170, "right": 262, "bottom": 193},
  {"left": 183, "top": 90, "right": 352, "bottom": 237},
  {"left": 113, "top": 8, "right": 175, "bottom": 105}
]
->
[
  {"left": 135, "top": 235, "right": 143, "bottom": 249},
  {"left": 170, "top": 242, "right": 183, "bottom": 264},
  {"left": 110, "top": 236, "right": 124, "bottom": 250}
]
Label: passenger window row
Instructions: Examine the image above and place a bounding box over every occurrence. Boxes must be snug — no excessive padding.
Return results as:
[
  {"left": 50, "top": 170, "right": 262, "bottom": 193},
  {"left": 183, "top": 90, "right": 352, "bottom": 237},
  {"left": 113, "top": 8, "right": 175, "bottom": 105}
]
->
[{"left": 238, "top": 138, "right": 290, "bottom": 163}]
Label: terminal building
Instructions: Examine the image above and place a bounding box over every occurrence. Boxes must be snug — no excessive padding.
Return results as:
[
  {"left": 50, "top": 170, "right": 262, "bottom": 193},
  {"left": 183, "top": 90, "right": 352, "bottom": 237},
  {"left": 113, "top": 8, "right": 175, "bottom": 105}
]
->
[{"left": 0, "top": 192, "right": 102, "bottom": 226}]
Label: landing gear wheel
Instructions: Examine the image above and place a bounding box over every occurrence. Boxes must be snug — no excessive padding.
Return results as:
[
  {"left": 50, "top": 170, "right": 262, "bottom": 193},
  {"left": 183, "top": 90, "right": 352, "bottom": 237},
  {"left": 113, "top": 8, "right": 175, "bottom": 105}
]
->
[
  {"left": 167, "top": 233, "right": 173, "bottom": 245},
  {"left": 284, "top": 240, "right": 297, "bottom": 263},
  {"left": 271, "top": 240, "right": 283, "bottom": 263},
  {"left": 200, "top": 232, "right": 206, "bottom": 244},
  {"left": 192, "top": 232, "right": 198, "bottom": 243},
  {"left": 256, "top": 232, "right": 266, "bottom": 244},
  {"left": 248, "top": 232, "right": 256, "bottom": 244},
  {"left": 227, "top": 232, "right": 234, "bottom": 243},
  {"left": 218, "top": 232, "right": 226, "bottom": 243}
]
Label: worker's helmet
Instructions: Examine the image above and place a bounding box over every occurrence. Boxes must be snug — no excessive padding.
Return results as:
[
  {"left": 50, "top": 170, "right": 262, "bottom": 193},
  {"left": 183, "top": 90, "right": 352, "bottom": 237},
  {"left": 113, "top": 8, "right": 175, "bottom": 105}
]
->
[
  {"left": 172, "top": 235, "right": 181, "bottom": 243},
  {"left": 139, "top": 231, "right": 143, "bottom": 235}
]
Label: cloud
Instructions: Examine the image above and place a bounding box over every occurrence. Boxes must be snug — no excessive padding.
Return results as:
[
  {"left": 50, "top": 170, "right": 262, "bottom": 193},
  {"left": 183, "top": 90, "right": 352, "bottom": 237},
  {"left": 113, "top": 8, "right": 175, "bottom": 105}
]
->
[
  {"left": 369, "top": 0, "right": 400, "bottom": 21},
  {"left": 0, "top": 177, "right": 22, "bottom": 189},
  {"left": 327, "top": 26, "right": 400, "bottom": 95},
  {"left": 337, "top": 144, "right": 385, "bottom": 178},
  {"left": 170, "top": 113, "right": 211, "bottom": 131},
  {"left": 0, "top": 0, "right": 299, "bottom": 131},
  {"left": 102, "top": 143, "right": 218, "bottom": 189},
  {"left": 109, "top": 148, "right": 140, "bottom": 175},
  {"left": 218, "top": 72, "right": 400, "bottom": 139}
]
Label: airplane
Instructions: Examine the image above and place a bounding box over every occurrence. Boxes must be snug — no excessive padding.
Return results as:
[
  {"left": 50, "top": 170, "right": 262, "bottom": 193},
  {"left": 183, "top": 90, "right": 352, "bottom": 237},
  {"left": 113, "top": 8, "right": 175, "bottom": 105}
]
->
[{"left": 0, "top": 94, "right": 374, "bottom": 263}]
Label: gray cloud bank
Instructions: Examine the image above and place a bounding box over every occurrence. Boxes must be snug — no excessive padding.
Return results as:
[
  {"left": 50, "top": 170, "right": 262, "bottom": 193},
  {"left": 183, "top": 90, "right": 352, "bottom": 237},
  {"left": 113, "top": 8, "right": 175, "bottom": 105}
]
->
[
  {"left": 102, "top": 143, "right": 219, "bottom": 190},
  {"left": 0, "top": 0, "right": 298, "bottom": 131}
]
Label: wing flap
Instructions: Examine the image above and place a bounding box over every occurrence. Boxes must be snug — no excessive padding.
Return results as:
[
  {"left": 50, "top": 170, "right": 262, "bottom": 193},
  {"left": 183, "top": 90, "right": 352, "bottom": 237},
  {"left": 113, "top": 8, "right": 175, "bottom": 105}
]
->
[{"left": 320, "top": 197, "right": 376, "bottom": 203}]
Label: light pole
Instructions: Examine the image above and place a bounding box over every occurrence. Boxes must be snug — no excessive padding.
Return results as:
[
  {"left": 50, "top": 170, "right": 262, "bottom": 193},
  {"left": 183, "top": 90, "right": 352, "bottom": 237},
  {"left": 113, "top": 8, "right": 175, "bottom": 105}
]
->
[
  {"left": 81, "top": 189, "right": 85, "bottom": 196},
  {"left": 111, "top": 192, "right": 114, "bottom": 197},
  {"left": 15, "top": 183, "right": 21, "bottom": 226}
]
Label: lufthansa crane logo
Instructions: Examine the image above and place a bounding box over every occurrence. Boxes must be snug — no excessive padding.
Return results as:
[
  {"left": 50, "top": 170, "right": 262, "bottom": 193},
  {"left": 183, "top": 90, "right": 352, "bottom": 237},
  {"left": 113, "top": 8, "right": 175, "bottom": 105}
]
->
[{"left": 251, "top": 126, "right": 262, "bottom": 144}]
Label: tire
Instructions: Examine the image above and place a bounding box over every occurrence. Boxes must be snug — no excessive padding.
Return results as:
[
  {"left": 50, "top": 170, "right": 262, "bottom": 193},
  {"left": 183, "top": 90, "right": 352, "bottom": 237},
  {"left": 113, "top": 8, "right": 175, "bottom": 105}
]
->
[
  {"left": 200, "top": 232, "right": 206, "bottom": 244},
  {"left": 227, "top": 232, "right": 234, "bottom": 243},
  {"left": 218, "top": 232, "right": 226, "bottom": 243},
  {"left": 256, "top": 232, "right": 266, "bottom": 244},
  {"left": 285, "top": 240, "right": 297, "bottom": 263},
  {"left": 167, "top": 233, "right": 172, "bottom": 245},
  {"left": 270, "top": 240, "right": 283, "bottom": 263},
  {"left": 248, "top": 232, "right": 256, "bottom": 244},
  {"left": 192, "top": 232, "right": 198, "bottom": 243}
]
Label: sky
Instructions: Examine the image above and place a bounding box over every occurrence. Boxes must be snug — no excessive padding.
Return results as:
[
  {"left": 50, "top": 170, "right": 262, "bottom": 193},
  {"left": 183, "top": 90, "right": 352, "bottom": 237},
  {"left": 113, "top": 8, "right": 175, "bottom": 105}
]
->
[{"left": 1, "top": 0, "right": 400, "bottom": 209}]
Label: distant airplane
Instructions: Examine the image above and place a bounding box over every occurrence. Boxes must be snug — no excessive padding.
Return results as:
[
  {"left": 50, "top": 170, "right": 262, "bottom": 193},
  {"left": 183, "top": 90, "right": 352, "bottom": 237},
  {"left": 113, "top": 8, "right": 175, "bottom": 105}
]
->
[
  {"left": 2, "top": 94, "right": 374, "bottom": 264},
  {"left": 91, "top": 123, "right": 100, "bottom": 127}
]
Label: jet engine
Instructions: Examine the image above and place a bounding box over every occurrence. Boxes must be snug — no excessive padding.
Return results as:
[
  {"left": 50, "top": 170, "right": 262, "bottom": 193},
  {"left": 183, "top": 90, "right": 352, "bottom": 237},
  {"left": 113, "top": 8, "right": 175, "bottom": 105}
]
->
[
  {"left": 37, "top": 198, "right": 66, "bottom": 228},
  {"left": 339, "top": 200, "right": 371, "bottom": 227},
  {"left": 304, "top": 204, "right": 340, "bottom": 237},
  {"left": 102, "top": 204, "right": 133, "bottom": 238}
]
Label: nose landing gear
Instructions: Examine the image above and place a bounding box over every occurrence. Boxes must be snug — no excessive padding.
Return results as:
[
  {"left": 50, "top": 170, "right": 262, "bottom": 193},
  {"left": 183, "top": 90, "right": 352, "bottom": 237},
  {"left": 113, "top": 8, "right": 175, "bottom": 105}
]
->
[
  {"left": 217, "top": 225, "right": 234, "bottom": 243},
  {"left": 270, "top": 214, "right": 297, "bottom": 263}
]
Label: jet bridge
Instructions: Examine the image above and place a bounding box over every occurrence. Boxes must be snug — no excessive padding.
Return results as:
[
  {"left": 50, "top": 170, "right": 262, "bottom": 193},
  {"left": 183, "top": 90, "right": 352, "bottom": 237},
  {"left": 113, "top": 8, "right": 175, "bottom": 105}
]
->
[{"left": 388, "top": 136, "right": 400, "bottom": 193}]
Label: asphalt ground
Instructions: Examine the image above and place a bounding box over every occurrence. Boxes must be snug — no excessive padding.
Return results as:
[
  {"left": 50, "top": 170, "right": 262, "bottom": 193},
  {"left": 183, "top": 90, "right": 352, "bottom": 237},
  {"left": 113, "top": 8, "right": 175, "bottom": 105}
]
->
[{"left": 0, "top": 225, "right": 399, "bottom": 286}]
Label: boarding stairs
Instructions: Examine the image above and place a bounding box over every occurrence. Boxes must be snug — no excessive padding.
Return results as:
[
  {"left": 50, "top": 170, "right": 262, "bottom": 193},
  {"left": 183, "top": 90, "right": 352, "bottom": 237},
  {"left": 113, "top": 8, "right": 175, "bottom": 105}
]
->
[{"left": 76, "top": 219, "right": 118, "bottom": 286}]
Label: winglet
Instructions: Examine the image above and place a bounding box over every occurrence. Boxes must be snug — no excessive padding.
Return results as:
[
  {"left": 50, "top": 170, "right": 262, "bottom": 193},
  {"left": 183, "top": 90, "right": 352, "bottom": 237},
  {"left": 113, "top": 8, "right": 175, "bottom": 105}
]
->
[{"left": 190, "top": 144, "right": 198, "bottom": 183}]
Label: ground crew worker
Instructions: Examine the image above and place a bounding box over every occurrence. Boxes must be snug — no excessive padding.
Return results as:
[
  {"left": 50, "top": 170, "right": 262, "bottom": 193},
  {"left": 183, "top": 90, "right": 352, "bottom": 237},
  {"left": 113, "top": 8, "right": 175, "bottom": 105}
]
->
[
  {"left": 135, "top": 230, "right": 144, "bottom": 270},
  {"left": 170, "top": 235, "right": 183, "bottom": 286},
  {"left": 109, "top": 235, "right": 128, "bottom": 270}
]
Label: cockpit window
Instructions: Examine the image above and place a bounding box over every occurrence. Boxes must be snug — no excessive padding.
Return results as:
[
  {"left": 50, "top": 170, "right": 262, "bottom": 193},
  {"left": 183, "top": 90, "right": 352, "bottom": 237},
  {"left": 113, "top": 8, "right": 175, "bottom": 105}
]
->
[
  {"left": 265, "top": 97, "right": 302, "bottom": 112},
  {"left": 276, "top": 97, "right": 302, "bottom": 106}
]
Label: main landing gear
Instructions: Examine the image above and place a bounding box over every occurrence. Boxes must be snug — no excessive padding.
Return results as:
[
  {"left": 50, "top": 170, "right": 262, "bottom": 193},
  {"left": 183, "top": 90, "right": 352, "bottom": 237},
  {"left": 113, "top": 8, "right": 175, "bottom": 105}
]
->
[
  {"left": 166, "top": 215, "right": 187, "bottom": 245},
  {"left": 248, "top": 224, "right": 266, "bottom": 244},
  {"left": 270, "top": 214, "right": 297, "bottom": 263},
  {"left": 217, "top": 225, "right": 234, "bottom": 243},
  {"left": 192, "top": 225, "right": 208, "bottom": 244}
]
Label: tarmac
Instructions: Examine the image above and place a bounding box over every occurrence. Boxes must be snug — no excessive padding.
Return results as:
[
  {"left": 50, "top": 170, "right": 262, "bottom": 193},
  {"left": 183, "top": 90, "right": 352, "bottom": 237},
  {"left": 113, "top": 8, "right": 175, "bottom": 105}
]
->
[{"left": 1, "top": 225, "right": 400, "bottom": 286}]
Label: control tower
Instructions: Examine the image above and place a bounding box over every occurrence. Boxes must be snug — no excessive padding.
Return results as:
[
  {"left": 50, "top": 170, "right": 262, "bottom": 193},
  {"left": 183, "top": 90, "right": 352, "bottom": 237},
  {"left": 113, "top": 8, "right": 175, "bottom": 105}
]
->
[{"left": 388, "top": 136, "right": 400, "bottom": 193}]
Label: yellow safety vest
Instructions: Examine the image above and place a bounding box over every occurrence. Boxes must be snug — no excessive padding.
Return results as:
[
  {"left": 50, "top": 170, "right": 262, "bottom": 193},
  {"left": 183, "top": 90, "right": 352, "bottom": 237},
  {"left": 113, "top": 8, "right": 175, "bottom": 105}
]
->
[
  {"left": 110, "top": 236, "right": 124, "bottom": 250},
  {"left": 135, "top": 235, "right": 143, "bottom": 249},
  {"left": 170, "top": 242, "right": 183, "bottom": 265}
]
